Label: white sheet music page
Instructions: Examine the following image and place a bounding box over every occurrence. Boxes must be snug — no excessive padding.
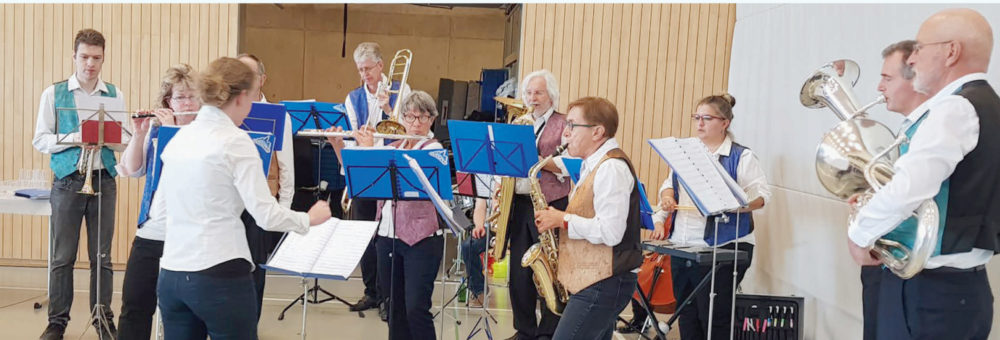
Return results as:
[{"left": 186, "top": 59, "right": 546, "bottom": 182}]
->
[
  {"left": 648, "top": 137, "right": 746, "bottom": 216},
  {"left": 265, "top": 218, "right": 339, "bottom": 275},
  {"left": 311, "top": 220, "right": 379, "bottom": 278}
]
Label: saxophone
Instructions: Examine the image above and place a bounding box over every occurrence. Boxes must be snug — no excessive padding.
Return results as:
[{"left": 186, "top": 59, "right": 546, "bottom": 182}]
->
[
  {"left": 521, "top": 143, "right": 569, "bottom": 315},
  {"left": 485, "top": 98, "right": 534, "bottom": 260}
]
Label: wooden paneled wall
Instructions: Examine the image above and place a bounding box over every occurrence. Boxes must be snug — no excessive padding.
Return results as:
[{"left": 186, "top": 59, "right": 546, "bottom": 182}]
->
[
  {"left": 239, "top": 4, "right": 506, "bottom": 103},
  {"left": 519, "top": 4, "right": 736, "bottom": 195},
  {"left": 0, "top": 4, "right": 239, "bottom": 268}
]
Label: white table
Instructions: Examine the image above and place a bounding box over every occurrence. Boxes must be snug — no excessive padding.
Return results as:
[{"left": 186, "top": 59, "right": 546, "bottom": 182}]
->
[{"left": 0, "top": 192, "right": 52, "bottom": 216}]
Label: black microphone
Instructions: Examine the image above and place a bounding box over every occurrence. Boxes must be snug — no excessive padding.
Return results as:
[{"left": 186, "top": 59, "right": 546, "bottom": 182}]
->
[{"left": 319, "top": 180, "right": 330, "bottom": 203}]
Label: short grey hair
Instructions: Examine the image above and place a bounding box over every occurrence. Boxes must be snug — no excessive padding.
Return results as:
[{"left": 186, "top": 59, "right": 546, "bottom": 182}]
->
[
  {"left": 353, "top": 42, "right": 383, "bottom": 64},
  {"left": 519, "top": 69, "right": 560, "bottom": 109},
  {"left": 881, "top": 40, "right": 917, "bottom": 80},
  {"left": 400, "top": 91, "right": 439, "bottom": 117}
]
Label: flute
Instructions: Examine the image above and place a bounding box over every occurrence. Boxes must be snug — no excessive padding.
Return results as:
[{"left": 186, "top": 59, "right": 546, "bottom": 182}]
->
[
  {"left": 130, "top": 111, "right": 199, "bottom": 119},
  {"left": 296, "top": 129, "right": 428, "bottom": 141}
]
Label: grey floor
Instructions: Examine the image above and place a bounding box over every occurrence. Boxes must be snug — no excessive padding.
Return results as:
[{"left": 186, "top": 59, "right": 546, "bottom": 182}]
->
[{"left": 0, "top": 266, "right": 677, "bottom": 339}]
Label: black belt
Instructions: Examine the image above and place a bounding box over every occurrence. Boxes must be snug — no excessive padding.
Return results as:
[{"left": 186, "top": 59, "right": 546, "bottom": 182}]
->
[{"left": 923, "top": 264, "right": 986, "bottom": 274}]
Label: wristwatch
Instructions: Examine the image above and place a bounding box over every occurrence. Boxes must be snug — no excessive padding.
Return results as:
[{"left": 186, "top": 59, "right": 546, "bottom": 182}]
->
[{"left": 562, "top": 214, "right": 572, "bottom": 229}]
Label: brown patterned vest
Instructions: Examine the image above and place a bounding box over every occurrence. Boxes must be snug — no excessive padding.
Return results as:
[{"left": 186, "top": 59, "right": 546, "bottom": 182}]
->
[
  {"left": 537, "top": 112, "right": 571, "bottom": 202},
  {"left": 267, "top": 157, "right": 280, "bottom": 196},
  {"left": 557, "top": 148, "right": 643, "bottom": 293}
]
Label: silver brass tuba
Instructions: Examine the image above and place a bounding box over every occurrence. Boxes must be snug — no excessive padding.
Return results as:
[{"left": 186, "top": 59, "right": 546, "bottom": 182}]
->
[{"left": 802, "top": 59, "right": 939, "bottom": 279}]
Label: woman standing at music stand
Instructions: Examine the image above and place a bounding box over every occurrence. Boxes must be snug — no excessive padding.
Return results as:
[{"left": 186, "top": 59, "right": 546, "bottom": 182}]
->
[
  {"left": 155, "top": 57, "right": 331, "bottom": 339},
  {"left": 660, "top": 94, "right": 770, "bottom": 340},
  {"left": 115, "top": 64, "right": 200, "bottom": 339}
]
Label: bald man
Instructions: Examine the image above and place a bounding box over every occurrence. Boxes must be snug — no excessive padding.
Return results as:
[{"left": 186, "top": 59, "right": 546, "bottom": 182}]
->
[{"left": 847, "top": 8, "right": 999, "bottom": 339}]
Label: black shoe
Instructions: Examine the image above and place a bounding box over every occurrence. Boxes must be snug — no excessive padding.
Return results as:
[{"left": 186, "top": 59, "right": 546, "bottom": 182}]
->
[
  {"left": 503, "top": 334, "right": 527, "bottom": 340},
  {"left": 351, "top": 295, "right": 380, "bottom": 312},
  {"left": 379, "top": 302, "right": 388, "bottom": 322},
  {"left": 616, "top": 318, "right": 644, "bottom": 334},
  {"left": 93, "top": 317, "right": 117, "bottom": 340},
  {"left": 39, "top": 323, "right": 65, "bottom": 340}
]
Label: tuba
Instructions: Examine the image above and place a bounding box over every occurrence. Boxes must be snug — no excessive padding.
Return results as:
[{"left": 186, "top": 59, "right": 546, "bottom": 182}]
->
[
  {"left": 485, "top": 97, "right": 535, "bottom": 261},
  {"left": 803, "top": 59, "right": 939, "bottom": 279},
  {"left": 521, "top": 143, "right": 570, "bottom": 315}
]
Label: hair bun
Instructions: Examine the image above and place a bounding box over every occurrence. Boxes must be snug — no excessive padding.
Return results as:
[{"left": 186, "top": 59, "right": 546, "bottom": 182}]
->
[{"left": 721, "top": 93, "right": 736, "bottom": 108}]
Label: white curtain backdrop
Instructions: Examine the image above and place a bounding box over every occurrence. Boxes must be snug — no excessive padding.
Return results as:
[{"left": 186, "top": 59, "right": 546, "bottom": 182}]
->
[{"left": 728, "top": 4, "right": 1000, "bottom": 339}]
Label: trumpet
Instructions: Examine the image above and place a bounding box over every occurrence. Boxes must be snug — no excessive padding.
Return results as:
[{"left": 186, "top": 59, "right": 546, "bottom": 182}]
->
[{"left": 296, "top": 128, "right": 428, "bottom": 141}]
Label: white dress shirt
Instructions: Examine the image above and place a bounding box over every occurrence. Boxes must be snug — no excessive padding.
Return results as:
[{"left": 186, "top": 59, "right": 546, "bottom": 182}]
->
[
  {"left": 376, "top": 138, "right": 445, "bottom": 238},
  {"left": 850, "top": 73, "right": 993, "bottom": 269},
  {"left": 659, "top": 137, "right": 771, "bottom": 247},
  {"left": 33, "top": 74, "right": 129, "bottom": 170},
  {"left": 260, "top": 95, "right": 295, "bottom": 208},
  {"left": 564, "top": 138, "right": 634, "bottom": 247},
  {"left": 158, "top": 105, "right": 310, "bottom": 272},
  {"left": 343, "top": 74, "right": 413, "bottom": 148}
]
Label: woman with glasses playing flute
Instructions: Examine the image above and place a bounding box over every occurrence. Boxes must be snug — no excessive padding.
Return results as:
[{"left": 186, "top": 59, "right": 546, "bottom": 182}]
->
[
  {"left": 114, "top": 64, "right": 201, "bottom": 339},
  {"left": 658, "top": 93, "right": 770, "bottom": 340},
  {"left": 327, "top": 91, "right": 444, "bottom": 340}
]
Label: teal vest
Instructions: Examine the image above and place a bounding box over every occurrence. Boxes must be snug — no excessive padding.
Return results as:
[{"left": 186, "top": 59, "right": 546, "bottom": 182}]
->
[
  {"left": 50, "top": 80, "right": 120, "bottom": 179},
  {"left": 881, "top": 111, "right": 950, "bottom": 257}
]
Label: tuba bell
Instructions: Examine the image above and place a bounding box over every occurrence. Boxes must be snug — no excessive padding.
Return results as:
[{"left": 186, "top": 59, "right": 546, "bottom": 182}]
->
[{"left": 803, "top": 59, "right": 939, "bottom": 279}]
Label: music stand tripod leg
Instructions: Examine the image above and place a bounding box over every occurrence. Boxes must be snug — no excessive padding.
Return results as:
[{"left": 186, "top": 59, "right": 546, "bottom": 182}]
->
[{"left": 635, "top": 270, "right": 666, "bottom": 340}]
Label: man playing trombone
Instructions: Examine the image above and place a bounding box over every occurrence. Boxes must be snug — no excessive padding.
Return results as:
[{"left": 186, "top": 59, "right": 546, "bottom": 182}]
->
[{"left": 32, "top": 28, "right": 127, "bottom": 340}]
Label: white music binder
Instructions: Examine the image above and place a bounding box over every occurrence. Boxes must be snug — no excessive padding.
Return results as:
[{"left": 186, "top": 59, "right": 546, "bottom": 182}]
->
[
  {"left": 648, "top": 137, "right": 748, "bottom": 216},
  {"left": 262, "top": 218, "right": 379, "bottom": 280}
]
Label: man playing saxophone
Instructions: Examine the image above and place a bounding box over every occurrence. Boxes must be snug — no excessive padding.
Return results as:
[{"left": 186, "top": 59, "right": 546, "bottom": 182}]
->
[
  {"left": 534, "top": 97, "right": 642, "bottom": 340},
  {"left": 484, "top": 69, "right": 570, "bottom": 340},
  {"left": 848, "top": 8, "right": 999, "bottom": 339}
]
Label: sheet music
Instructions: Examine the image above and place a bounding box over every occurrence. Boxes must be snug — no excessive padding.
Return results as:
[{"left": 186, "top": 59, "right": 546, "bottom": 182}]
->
[
  {"left": 265, "top": 219, "right": 338, "bottom": 274},
  {"left": 648, "top": 137, "right": 747, "bottom": 216},
  {"left": 402, "top": 154, "right": 463, "bottom": 235},
  {"left": 311, "top": 220, "right": 380, "bottom": 278}
]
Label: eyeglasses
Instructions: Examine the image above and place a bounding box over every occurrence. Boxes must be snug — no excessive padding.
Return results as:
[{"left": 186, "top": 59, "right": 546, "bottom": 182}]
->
[
  {"left": 402, "top": 114, "right": 433, "bottom": 123},
  {"left": 170, "top": 95, "right": 197, "bottom": 103},
  {"left": 914, "top": 40, "right": 953, "bottom": 53},
  {"left": 565, "top": 122, "right": 596, "bottom": 130},
  {"left": 691, "top": 114, "right": 725, "bottom": 122}
]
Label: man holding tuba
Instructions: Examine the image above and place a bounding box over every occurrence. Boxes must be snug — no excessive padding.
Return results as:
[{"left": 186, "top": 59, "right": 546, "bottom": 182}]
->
[
  {"left": 32, "top": 28, "right": 127, "bottom": 340},
  {"left": 534, "top": 97, "right": 642, "bottom": 340},
  {"left": 848, "top": 8, "right": 999, "bottom": 339},
  {"left": 486, "top": 69, "right": 570, "bottom": 340},
  {"left": 855, "top": 40, "right": 930, "bottom": 340}
]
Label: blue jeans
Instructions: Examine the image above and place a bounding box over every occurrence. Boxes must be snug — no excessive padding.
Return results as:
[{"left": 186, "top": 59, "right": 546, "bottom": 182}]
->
[
  {"left": 156, "top": 268, "right": 259, "bottom": 340},
  {"left": 553, "top": 271, "right": 637, "bottom": 340},
  {"left": 461, "top": 235, "right": 488, "bottom": 296}
]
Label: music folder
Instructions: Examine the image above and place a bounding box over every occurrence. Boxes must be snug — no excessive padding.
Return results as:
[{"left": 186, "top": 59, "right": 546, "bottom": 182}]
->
[
  {"left": 648, "top": 137, "right": 748, "bottom": 216},
  {"left": 261, "top": 218, "right": 379, "bottom": 280}
]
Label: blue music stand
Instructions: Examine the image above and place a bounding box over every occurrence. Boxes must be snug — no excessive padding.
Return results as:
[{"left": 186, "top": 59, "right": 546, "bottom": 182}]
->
[
  {"left": 283, "top": 101, "right": 351, "bottom": 135},
  {"left": 241, "top": 102, "right": 287, "bottom": 151},
  {"left": 447, "top": 120, "right": 537, "bottom": 178},
  {"left": 340, "top": 148, "right": 453, "bottom": 202}
]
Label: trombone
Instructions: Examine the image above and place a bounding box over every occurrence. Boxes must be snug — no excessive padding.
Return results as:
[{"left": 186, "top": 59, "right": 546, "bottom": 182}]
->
[{"left": 372, "top": 49, "right": 413, "bottom": 135}]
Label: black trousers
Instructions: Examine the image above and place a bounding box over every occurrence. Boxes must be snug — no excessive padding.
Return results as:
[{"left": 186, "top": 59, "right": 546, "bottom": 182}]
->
[
  {"left": 242, "top": 212, "right": 275, "bottom": 322},
  {"left": 376, "top": 235, "right": 444, "bottom": 340},
  {"left": 507, "top": 195, "right": 568, "bottom": 338},
  {"left": 351, "top": 199, "right": 380, "bottom": 300},
  {"left": 876, "top": 266, "right": 993, "bottom": 340},
  {"left": 117, "top": 236, "right": 164, "bottom": 340},
  {"left": 860, "top": 265, "right": 882, "bottom": 340},
  {"left": 670, "top": 243, "right": 753, "bottom": 340}
]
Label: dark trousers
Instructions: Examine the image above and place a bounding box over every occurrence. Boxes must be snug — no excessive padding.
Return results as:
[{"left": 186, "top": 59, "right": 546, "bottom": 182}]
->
[
  {"left": 670, "top": 243, "right": 753, "bottom": 340},
  {"left": 508, "top": 195, "right": 568, "bottom": 338},
  {"left": 876, "top": 266, "right": 993, "bottom": 340},
  {"left": 118, "top": 237, "right": 164, "bottom": 340},
  {"left": 351, "top": 199, "right": 380, "bottom": 300},
  {"left": 461, "top": 234, "right": 488, "bottom": 296},
  {"left": 553, "top": 271, "right": 637, "bottom": 340},
  {"left": 242, "top": 211, "right": 278, "bottom": 322},
  {"left": 156, "top": 268, "right": 259, "bottom": 340},
  {"left": 376, "top": 235, "right": 444, "bottom": 340},
  {"left": 48, "top": 170, "right": 116, "bottom": 326},
  {"left": 860, "top": 265, "right": 882, "bottom": 340}
]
